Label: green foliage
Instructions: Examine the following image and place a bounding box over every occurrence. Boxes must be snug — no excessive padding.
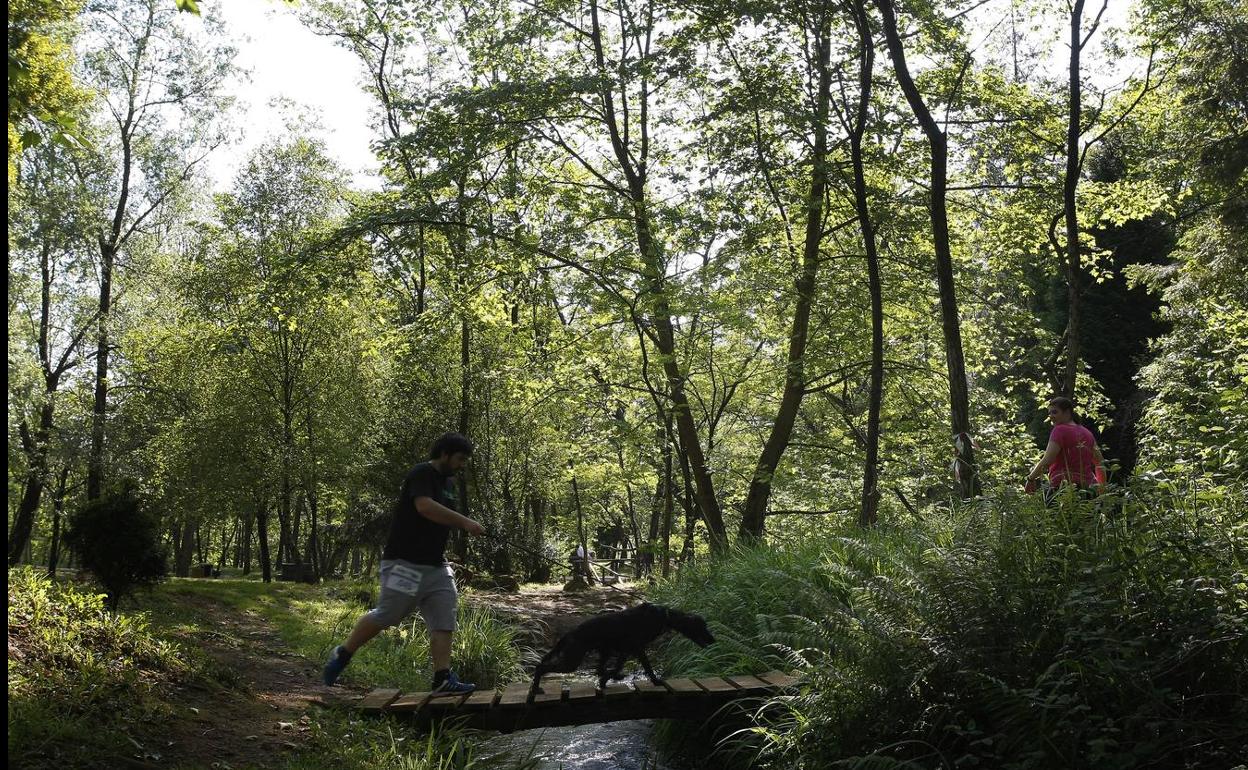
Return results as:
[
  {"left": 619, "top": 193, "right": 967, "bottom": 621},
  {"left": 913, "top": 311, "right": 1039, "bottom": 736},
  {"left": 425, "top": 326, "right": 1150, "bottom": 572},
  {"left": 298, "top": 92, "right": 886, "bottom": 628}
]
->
[
  {"left": 63, "top": 484, "right": 168, "bottom": 611},
  {"left": 655, "top": 484, "right": 1248, "bottom": 769},
  {"left": 6, "top": 0, "right": 87, "bottom": 184},
  {"left": 7, "top": 567, "right": 196, "bottom": 768}
]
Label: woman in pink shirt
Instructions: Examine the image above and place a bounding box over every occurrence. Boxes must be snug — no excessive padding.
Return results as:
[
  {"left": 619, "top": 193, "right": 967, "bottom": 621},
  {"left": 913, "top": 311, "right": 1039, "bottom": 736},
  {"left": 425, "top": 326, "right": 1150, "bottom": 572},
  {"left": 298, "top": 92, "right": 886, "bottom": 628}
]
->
[{"left": 1024, "top": 397, "right": 1106, "bottom": 496}]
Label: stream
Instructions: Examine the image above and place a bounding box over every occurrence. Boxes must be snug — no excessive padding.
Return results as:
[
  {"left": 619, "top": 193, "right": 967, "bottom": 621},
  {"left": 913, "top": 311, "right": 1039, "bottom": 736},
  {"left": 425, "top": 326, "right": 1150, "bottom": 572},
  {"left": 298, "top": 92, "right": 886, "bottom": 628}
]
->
[{"left": 475, "top": 718, "right": 680, "bottom": 770}]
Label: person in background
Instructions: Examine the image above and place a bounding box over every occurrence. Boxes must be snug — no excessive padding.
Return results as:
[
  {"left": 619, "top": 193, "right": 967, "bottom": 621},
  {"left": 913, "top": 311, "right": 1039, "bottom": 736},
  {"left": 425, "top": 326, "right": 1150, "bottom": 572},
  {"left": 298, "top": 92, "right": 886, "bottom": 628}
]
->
[{"left": 1024, "top": 396, "right": 1106, "bottom": 501}]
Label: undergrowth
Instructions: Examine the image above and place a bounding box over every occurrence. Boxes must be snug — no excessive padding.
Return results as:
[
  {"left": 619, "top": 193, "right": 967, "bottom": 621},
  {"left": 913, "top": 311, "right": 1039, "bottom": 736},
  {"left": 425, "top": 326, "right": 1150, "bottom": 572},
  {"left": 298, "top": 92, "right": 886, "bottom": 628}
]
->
[{"left": 652, "top": 480, "right": 1248, "bottom": 769}]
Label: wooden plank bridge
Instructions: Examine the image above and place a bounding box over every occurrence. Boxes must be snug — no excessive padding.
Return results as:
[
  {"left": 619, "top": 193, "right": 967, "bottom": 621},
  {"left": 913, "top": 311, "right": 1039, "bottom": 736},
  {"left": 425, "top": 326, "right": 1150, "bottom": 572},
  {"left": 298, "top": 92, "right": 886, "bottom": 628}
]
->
[{"left": 354, "top": 670, "right": 802, "bottom": 733}]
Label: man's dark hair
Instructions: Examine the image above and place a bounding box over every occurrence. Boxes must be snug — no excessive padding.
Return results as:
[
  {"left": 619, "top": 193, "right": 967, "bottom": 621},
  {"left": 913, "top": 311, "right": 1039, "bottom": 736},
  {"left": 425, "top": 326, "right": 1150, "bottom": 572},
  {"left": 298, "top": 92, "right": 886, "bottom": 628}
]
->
[{"left": 431, "top": 432, "right": 473, "bottom": 459}]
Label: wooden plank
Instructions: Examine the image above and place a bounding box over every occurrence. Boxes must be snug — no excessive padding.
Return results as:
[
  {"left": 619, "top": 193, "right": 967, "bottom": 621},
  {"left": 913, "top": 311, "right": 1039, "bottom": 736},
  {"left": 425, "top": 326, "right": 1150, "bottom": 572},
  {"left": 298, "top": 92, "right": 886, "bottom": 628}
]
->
[
  {"left": 359, "top": 688, "right": 402, "bottom": 712},
  {"left": 461, "top": 689, "right": 501, "bottom": 709},
  {"left": 532, "top": 681, "right": 566, "bottom": 705},
  {"left": 725, "top": 674, "right": 774, "bottom": 692},
  {"left": 424, "top": 693, "right": 472, "bottom": 711},
  {"left": 388, "top": 692, "right": 433, "bottom": 712},
  {"left": 498, "top": 683, "right": 532, "bottom": 707},
  {"left": 566, "top": 681, "right": 600, "bottom": 702},
  {"left": 662, "top": 677, "right": 703, "bottom": 695},
  {"left": 757, "top": 670, "right": 801, "bottom": 689},
  {"left": 631, "top": 679, "right": 669, "bottom": 695},
  {"left": 601, "top": 682, "right": 635, "bottom": 698},
  {"left": 693, "top": 676, "right": 737, "bottom": 693}
]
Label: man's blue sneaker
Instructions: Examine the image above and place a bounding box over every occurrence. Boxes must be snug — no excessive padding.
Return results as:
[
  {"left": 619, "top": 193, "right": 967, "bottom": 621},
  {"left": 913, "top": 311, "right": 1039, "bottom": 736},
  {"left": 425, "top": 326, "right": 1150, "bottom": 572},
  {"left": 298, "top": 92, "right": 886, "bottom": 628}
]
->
[
  {"left": 431, "top": 670, "right": 475, "bottom": 695},
  {"left": 322, "top": 645, "right": 352, "bottom": 686}
]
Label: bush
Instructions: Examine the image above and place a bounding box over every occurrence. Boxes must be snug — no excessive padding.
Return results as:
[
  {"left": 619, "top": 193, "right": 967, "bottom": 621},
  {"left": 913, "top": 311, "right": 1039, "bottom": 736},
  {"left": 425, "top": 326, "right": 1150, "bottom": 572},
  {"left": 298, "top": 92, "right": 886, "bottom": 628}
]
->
[
  {"left": 653, "top": 481, "right": 1248, "bottom": 770},
  {"left": 63, "top": 483, "right": 168, "bottom": 612},
  {"left": 7, "top": 567, "right": 192, "bottom": 768}
]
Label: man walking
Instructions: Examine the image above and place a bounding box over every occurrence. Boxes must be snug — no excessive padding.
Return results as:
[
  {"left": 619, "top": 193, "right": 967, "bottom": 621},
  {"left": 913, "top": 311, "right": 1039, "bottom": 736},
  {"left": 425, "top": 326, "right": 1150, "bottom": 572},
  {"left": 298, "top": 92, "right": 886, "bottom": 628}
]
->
[
  {"left": 1024, "top": 397, "right": 1106, "bottom": 500},
  {"left": 323, "top": 432, "right": 486, "bottom": 693}
]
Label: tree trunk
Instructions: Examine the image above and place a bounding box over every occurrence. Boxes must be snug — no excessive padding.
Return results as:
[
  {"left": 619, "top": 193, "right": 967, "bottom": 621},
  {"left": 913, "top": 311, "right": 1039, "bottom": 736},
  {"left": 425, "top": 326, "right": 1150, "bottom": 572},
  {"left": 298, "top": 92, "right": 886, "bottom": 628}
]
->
[
  {"left": 10, "top": 407, "right": 53, "bottom": 565},
  {"left": 587, "top": 0, "right": 726, "bottom": 550},
  {"left": 740, "top": 13, "right": 833, "bottom": 541},
  {"left": 87, "top": 247, "right": 115, "bottom": 501},
  {"left": 875, "top": 0, "right": 979, "bottom": 498},
  {"left": 256, "top": 497, "right": 272, "bottom": 583},
  {"left": 662, "top": 422, "right": 674, "bottom": 578},
  {"left": 242, "top": 510, "right": 253, "bottom": 575},
  {"left": 10, "top": 239, "right": 66, "bottom": 563},
  {"left": 218, "top": 518, "right": 236, "bottom": 571},
  {"left": 1061, "top": 0, "right": 1087, "bottom": 398},
  {"left": 454, "top": 313, "right": 472, "bottom": 562},
  {"left": 845, "top": 0, "right": 884, "bottom": 526},
  {"left": 173, "top": 521, "right": 194, "bottom": 577},
  {"left": 46, "top": 466, "right": 70, "bottom": 577},
  {"left": 571, "top": 474, "right": 592, "bottom": 584}
]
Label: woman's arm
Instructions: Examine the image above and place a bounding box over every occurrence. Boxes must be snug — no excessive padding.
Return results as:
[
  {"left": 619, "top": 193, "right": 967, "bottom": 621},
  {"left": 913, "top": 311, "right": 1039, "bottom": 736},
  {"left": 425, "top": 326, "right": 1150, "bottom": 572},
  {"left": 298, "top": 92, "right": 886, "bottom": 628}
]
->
[{"left": 1026, "top": 441, "right": 1062, "bottom": 484}]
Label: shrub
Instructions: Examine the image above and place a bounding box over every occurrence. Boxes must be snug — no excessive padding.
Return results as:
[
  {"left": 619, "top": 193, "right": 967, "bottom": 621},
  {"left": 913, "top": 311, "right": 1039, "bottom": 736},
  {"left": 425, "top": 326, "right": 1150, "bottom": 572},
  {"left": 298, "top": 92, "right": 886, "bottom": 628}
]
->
[
  {"left": 654, "top": 481, "right": 1248, "bottom": 770},
  {"left": 62, "top": 483, "right": 168, "bottom": 611}
]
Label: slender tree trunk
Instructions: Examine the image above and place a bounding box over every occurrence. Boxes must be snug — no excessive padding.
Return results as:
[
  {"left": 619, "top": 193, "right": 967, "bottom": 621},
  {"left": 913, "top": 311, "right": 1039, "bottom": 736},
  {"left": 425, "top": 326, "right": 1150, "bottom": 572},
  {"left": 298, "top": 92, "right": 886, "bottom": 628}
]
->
[
  {"left": 218, "top": 518, "right": 236, "bottom": 571},
  {"left": 173, "top": 521, "right": 194, "bottom": 577},
  {"left": 87, "top": 250, "right": 116, "bottom": 501},
  {"left": 242, "top": 511, "right": 253, "bottom": 575},
  {"left": 571, "top": 474, "right": 592, "bottom": 584},
  {"left": 10, "top": 408, "right": 53, "bottom": 565},
  {"left": 845, "top": 0, "right": 884, "bottom": 526},
  {"left": 45, "top": 466, "right": 70, "bottom": 577},
  {"left": 256, "top": 497, "right": 272, "bottom": 583},
  {"left": 10, "top": 240, "right": 65, "bottom": 563},
  {"left": 875, "top": 0, "right": 979, "bottom": 498},
  {"left": 662, "top": 420, "right": 674, "bottom": 578},
  {"left": 1061, "top": 0, "right": 1087, "bottom": 398},
  {"left": 740, "top": 13, "right": 833, "bottom": 541},
  {"left": 454, "top": 314, "right": 471, "bottom": 561},
  {"left": 292, "top": 492, "right": 305, "bottom": 566},
  {"left": 587, "top": 0, "right": 727, "bottom": 550}
]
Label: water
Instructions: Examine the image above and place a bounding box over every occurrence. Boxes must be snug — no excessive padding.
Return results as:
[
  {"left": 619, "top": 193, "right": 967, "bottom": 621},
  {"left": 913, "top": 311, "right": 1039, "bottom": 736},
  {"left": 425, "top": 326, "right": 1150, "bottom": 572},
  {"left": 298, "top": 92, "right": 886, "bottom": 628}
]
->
[
  {"left": 475, "top": 718, "right": 680, "bottom": 770},
  {"left": 471, "top": 672, "right": 692, "bottom": 770}
]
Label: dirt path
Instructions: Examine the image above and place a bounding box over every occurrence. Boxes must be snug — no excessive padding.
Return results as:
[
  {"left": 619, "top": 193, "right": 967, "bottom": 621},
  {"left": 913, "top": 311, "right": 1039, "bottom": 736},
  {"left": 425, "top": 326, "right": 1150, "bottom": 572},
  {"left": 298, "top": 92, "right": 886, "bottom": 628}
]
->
[
  {"left": 150, "top": 597, "right": 361, "bottom": 770},
  {"left": 468, "top": 583, "right": 641, "bottom": 647},
  {"left": 149, "top": 584, "right": 642, "bottom": 769}
]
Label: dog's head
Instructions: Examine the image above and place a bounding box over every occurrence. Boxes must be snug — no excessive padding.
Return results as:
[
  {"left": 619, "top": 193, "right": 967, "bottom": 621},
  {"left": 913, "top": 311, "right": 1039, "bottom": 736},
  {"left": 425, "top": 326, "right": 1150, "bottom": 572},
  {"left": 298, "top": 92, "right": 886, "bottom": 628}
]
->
[{"left": 666, "top": 607, "right": 715, "bottom": 647}]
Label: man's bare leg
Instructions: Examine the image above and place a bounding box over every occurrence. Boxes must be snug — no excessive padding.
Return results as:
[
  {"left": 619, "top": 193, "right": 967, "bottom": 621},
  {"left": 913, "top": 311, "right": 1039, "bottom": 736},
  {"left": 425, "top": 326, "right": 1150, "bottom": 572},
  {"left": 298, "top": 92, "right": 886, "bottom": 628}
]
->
[
  {"left": 342, "top": 613, "right": 386, "bottom": 653},
  {"left": 430, "top": 629, "right": 452, "bottom": 672}
]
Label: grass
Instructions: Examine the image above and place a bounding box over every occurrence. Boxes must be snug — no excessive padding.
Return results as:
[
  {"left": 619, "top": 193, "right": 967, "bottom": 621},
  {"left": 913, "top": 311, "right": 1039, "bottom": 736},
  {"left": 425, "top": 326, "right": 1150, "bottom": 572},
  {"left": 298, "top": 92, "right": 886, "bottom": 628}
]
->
[
  {"left": 7, "top": 567, "right": 219, "bottom": 769},
  {"left": 8, "top": 569, "right": 538, "bottom": 770}
]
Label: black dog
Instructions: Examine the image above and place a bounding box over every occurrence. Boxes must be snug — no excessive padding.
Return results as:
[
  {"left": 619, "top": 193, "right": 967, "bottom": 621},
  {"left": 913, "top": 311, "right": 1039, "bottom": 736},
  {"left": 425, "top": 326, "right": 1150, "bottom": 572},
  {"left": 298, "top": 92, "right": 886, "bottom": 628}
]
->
[{"left": 530, "top": 602, "right": 714, "bottom": 694}]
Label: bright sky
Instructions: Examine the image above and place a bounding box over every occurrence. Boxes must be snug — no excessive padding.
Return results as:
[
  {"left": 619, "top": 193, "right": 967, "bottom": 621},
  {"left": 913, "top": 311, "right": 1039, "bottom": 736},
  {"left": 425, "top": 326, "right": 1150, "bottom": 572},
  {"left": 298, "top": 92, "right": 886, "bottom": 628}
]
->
[
  {"left": 200, "top": 0, "right": 1138, "bottom": 195},
  {"left": 205, "top": 0, "right": 382, "bottom": 191}
]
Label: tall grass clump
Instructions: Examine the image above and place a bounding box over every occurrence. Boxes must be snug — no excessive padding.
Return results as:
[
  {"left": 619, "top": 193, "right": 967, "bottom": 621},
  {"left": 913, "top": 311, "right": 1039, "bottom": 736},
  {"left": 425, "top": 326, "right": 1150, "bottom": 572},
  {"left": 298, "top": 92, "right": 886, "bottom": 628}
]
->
[
  {"left": 7, "top": 567, "right": 198, "bottom": 768},
  {"left": 654, "top": 479, "right": 1248, "bottom": 769}
]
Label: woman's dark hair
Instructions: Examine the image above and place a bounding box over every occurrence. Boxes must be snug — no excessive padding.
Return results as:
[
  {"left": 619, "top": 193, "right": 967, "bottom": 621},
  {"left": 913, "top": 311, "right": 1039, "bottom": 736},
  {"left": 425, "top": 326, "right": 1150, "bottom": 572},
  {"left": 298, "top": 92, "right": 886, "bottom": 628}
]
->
[
  {"left": 1049, "top": 396, "right": 1082, "bottom": 424},
  {"left": 1049, "top": 396, "right": 1076, "bottom": 414},
  {"left": 430, "top": 432, "right": 473, "bottom": 459}
]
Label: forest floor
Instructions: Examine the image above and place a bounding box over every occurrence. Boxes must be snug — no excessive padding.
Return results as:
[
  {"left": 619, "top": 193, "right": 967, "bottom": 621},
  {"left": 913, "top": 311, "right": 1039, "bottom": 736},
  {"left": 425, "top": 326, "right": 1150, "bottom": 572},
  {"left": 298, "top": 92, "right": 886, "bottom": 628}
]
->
[{"left": 144, "top": 581, "right": 640, "bottom": 770}]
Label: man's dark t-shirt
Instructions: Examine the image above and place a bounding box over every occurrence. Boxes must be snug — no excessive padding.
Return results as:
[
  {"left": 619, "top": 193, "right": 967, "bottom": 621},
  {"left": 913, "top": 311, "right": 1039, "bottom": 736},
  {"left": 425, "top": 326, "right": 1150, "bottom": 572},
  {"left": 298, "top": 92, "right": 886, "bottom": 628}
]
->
[{"left": 382, "top": 462, "right": 458, "bottom": 565}]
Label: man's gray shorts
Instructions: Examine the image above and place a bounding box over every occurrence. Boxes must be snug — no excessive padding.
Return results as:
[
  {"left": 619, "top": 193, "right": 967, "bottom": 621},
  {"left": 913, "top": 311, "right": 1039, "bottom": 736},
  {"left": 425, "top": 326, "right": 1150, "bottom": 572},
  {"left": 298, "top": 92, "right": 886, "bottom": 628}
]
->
[{"left": 368, "top": 560, "right": 458, "bottom": 632}]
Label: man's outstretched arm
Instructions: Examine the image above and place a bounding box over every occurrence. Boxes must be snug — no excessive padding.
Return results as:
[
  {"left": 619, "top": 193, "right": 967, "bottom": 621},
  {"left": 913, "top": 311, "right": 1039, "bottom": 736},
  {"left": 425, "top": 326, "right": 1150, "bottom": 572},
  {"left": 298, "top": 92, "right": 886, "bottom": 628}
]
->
[{"left": 415, "top": 496, "right": 485, "bottom": 535}]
